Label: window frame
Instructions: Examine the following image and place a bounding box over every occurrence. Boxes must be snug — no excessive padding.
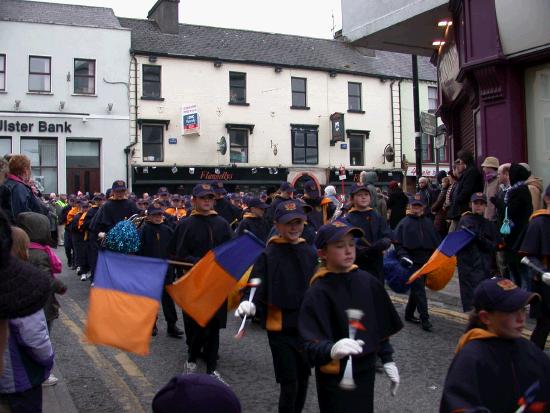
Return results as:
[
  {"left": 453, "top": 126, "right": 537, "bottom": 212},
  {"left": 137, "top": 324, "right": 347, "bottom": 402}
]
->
[
  {"left": 291, "top": 77, "right": 308, "bottom": 109},
  {"left": 0, "top": 137, "right": 12, "bottom": 155},
  {"left": 435, "top": 137, "right": 449, "bottom": 164},
  {"left": 28, "top": 55, "right": 51, "bottom": 93},
  {"left": 421, "top": 133, "right": 434, "bottom": 163},
  {"left": 291, "top": 127, "right": 318, "bottom": 165},
  {"left": 0, "top": 54, "right": 5, "bottom": 91},
  {"left": 348, "top": 82, "right": 363, "bottom": 112},
  {"left": 428, "top": 85, "right": 438, "bottom": 112},
  {"left": 141, "top": 124, "right": 164, "bottom": 162},
  {"left": 228, "top": 128, "right": 249, "bottom": 163},
  {"left": 229, "top": 71, "right": 247, "bottom": 105},
  {"left": 142, "top": 64, "right": 162, "bottom": 99},
  {"left": 348, "top": 133, "right": 365, "bottom": 166},
  {"left": 73, "top": 58, "right": 96, "bottom": 95},
  {"left": 20, "top": 137, "right": 58, "bottom": 193}
]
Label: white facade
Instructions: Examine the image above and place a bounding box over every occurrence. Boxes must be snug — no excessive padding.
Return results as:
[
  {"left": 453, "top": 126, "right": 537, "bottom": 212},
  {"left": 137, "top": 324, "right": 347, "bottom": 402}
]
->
[
  {"left": 0, "top": 20, "right": 131, "bottom": 194},
  {"left": 130, "top": 55, "right": 435, "bottom": 189}
]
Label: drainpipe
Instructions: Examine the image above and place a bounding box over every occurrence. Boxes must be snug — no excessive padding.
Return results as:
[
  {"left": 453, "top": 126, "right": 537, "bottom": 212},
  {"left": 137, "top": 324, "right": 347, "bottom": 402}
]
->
[
  {"left": 124, "top": 52, "right": 139, "bottom": 189},
  {"left": 390, "top": 79, "right": 396, "bottom": 168}
]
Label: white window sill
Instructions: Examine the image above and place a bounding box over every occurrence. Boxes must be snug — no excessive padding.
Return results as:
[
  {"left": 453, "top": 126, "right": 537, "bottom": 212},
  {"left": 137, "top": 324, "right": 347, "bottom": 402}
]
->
[
  {"left": 26, "top": 91, "right": 53, "bottom": 95},
  {"left": 72, "top": 93, "right": 97, "bottom": 97}
]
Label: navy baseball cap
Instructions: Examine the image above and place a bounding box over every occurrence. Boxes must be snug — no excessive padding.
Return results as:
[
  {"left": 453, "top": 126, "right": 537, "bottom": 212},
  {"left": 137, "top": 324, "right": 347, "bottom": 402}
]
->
[
  {"left": 409, "top": 193, "right": 426, "bottom": 206},
  {"left": 473, "top": 278, "right": 539, "bottom": 312},
  {"left": 248, "top": 198, "right": 269, "bottom": 209},
  {"left": 137, "top": 198, "right": 149, "bottom": 205},
  {"left": 314, "top": 221, "right": 364, "bottom": 249},
  {"left": 158, "top": 187, "right": 169, "bottom": 196},
  {"left": 470, "top": 192, "right": 487, "bottom": 203},
  {"left": 279, "top": 182, "right": 296, "bottom": 193},
  {"left": 304, "top": 180, "right": 319, "bottom": 197},
  {"left": 349, "top": 182, "right": 370, "bottom": 196},
  {"left": 152, "top": 374, "right": 241, "bottom": 413},
  {"left": 274, "top": 200, "right": 307, "bottom": 224},
  {"left": 211, "top": 180, "right": 227, "bottom": 195},
  {"left": 112, "top": 180, "right": 127, "bottom": 191},
  {"left": 147, "top": 206, "right": 163, "bottom": 215},
  {"left": 171, "top": 194, "right": 182, "bottom": 201},
  {"left": 192, "top": 183, "right": 216, "bottom": 198}
]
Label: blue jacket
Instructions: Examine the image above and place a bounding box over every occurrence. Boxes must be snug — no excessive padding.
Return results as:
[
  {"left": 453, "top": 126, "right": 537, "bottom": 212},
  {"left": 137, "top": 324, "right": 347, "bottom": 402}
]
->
[
  {"left": 0, "top": 309, "right": 54, "bottom": 393},
  {"left": 1, "top": 177, "right": 45, "bottom": 223}
]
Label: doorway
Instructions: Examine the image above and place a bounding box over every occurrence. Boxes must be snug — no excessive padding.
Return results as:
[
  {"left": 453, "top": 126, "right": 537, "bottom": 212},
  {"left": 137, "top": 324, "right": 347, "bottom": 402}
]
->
[{"left": 66, "top": 140, "right": 100, "bottom": 195}]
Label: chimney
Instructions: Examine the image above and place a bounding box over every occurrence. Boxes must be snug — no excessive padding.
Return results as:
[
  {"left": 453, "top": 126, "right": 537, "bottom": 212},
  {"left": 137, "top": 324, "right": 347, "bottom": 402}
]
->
[{"left": 147, "top": 0, "right": 180, "bottom": 34}]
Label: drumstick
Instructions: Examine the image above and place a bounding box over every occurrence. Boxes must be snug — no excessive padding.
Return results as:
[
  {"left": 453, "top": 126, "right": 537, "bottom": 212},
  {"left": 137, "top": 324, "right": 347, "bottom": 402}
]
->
[
  {"left": 235, "top": 278, "right": 262, "bottom": 339},
  {"left": 339, "top": 309, "right": 365, "bottom": 390}
]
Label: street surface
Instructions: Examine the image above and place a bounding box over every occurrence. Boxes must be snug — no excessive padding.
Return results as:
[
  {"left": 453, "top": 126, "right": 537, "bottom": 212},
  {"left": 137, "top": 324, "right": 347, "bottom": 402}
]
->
[{"left": 47, "top": 256, "right": 547, "bottom": 412}]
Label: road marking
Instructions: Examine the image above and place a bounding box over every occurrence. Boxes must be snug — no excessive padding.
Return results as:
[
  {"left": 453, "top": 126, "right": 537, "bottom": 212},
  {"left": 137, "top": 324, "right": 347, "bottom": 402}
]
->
[{"left": 60, "top": 310, "right": 146, "bottom": 412}]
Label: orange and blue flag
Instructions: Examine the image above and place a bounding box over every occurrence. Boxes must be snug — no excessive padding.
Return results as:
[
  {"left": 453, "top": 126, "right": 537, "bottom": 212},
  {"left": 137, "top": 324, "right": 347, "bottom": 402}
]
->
[
  {"left": 167, "top": 233, "right": 264, "bottom": 327},
  {"left": 407, "top": 229, "right": 475, "bottom": 291},
  {"left": 85, "top": 250, "right": 167, "bottom": 355}
]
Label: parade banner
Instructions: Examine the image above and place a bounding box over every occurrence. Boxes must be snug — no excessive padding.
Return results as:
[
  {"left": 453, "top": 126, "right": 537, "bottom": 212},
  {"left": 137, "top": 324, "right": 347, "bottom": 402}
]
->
[
  {"left": 85, "top": 251, "right": 167, "bottom": 356},
  {"left": 167, "top": 233, "right": 264, "bottom": 327},
  {"left": 407, "top": 229, "right": 475, "bottom": 291}
]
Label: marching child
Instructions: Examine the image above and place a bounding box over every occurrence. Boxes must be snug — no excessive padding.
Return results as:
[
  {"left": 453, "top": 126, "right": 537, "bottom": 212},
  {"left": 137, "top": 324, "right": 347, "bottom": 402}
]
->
[
  {"left": 236, "top": 200, "right": 318, "bottom": 413},
  {"left": 299, "top": 221, "right": 403, "bottom": 413},
  {"left": 235, "top": 197, "right": 270, "bottom": 243},
  {"left": 456, "top": 193, "right": 500, "bottom": 312},
  {"left": 440, "top": 277, "right": 550, "bottom": 412}
]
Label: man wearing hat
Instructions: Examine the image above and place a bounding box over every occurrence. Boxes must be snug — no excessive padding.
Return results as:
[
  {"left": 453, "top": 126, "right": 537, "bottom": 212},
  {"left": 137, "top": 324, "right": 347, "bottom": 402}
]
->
[
  {"left": 212, "top": 181, "right": 241, "bottom": 228},
  {"left": 235, "top": 197, "right": 271, "bottom": 243},
  {"left": 480, "top": 156, "right": 499, "bottom": 221},
  {"left": 393, "top": 194, "right": 441, "bottom": 331},
  {"left": 168, "top": 183, "right": 232, "bottom": 381},
  {"left": 456, "top": 193, "right": 500, "bottom": 312}
]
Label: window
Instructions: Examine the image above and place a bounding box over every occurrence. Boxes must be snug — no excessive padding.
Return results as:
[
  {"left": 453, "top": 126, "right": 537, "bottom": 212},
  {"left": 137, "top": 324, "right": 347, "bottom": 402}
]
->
[
  {"left": 0, "top": 137, "right": 11, "bottom": 155},
  {"left": 435, "top": 141, "right": 449, "bottom": 163},
  {"left": 349, "top": 134, "right": 364, "bottom": 166},
  {"left": 421, "top": 133, "right": 433, "bottom": 163},
  {"left": 28, "top": 56, "right": 51, "bottom": 92},
  {"left": 428, "top": 86, "right": 438, "bottom": 112},
  {"left": 229, "top": 72, "right": 246, "bottom": 104},
  {"left": 142, "top": 125, "right": 164, "bottom": 162},
  {"left": 291, "top": 77, "right": 307, "bottom": 108},
  {"left": 20, "top": 138, "right": 57, "bottom": 193},
  {"left": 0, "top": 55, "right": 5, "bottom": 91},
  {"left": 291, "top": 128, "right": 318, "bottom": 164},
  {"left": 142, "top": 65, "right": 161, "bottom": 98},
  {"left": 348, "top": 82, "right": 362, "bottom": 112},
  {"left": 74, "top": 59, "right": 95, "bottom": 94},
  {"left": 229, "top": 129, "right": 248, "bottom": 163}
]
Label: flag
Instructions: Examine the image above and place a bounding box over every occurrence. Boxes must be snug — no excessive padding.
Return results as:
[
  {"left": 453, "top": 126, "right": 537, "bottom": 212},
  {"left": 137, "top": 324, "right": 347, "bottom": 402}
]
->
[
  {"left": 167, "top": 233, "right": 265, "bottom": 327},
  {"left": 85, "top": 250, "right": 167, "bottom": 355},
  {"left": 407, "top": 229, "right": 475, "bottom": 291}
]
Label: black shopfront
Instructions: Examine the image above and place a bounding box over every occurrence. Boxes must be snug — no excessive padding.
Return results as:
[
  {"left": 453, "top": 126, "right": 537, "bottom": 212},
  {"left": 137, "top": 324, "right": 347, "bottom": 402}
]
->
[
  {"left": 132, "top": 165, "right": 289, "bottom": 195},
  {"left": 326, "top": 169, "right": 404, "bottom": 194}
]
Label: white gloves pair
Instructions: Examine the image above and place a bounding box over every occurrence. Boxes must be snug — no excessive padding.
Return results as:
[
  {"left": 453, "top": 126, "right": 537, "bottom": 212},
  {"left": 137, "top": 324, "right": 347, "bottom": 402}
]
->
[
  {"left": 234, "top": 301, "right": 256, "bottom": 318},
  {"left": 330, "top": 338, "right": 400, "bottom": 396}
]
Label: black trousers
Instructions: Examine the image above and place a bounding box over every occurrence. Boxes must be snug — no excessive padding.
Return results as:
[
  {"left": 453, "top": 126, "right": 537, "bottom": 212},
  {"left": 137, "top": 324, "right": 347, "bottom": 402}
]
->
[
  {"left": 64, "top": 230, "right": 73, "bottom": 266},
  {"left": 405, "top": 277, "right": 429, "bottom": 321},
  {"left": 187, "top": 318, "right": 220, "bottom": 374},
  {"left": 161, "top": 270, "right": 177, "bottom": 326},
  {"left": 73, "top": 233, "right": 89, "bottom": 271},
  {"left": 1, "top": 385, "right": 43, "bottom": 413},
  {"left": 88, "top": 236, "right": 99, "bottom": 279},
  {"left": 316, "top": 367, "right": 376, "bottom": 413}
]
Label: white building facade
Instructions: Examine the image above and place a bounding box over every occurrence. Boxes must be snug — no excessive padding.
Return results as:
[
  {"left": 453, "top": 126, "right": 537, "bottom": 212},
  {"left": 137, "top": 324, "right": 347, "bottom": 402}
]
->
[
  {"left": 0, "top": 0, "right": 131, "bottom": 195},
  {"left": 121, "top": 0, "right": 437, "bottom": 194}
]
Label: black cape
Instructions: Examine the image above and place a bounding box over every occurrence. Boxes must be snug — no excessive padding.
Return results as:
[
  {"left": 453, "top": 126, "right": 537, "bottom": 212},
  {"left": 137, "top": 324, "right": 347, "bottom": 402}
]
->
[
  {"left": 393, "top": 214, "right": 441, "bottom": 266},
  {"left": 92, "top": 199, "right": 139, "bottom": 233},
  {"left": 214, "top": 198, "right": 242, "bottom": 227},
  {"left": 139, "top": 221, "right": 174, "bottom": 259},
  {"left": 235, "top": 213, "right": 270, "bottom": 244},
  {"left": 440, "top": 335, "right": 550, "bottom": 413}
]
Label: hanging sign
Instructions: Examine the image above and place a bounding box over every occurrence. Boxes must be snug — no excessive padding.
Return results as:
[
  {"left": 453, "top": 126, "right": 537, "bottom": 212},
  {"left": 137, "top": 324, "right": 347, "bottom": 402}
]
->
[{"left": 182, "top": 104, "right": 200, "bottom": 136}]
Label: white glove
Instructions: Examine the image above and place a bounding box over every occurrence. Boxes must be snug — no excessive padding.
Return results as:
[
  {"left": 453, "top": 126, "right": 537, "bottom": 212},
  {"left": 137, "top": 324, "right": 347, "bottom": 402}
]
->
[
  {"left": 542, "top": 272, "right": 550, "bottom": 286},
  {"left": 383, "top": 362, "right": 400, "bottom": 396},
  {"left": 234, "top": 301, "right": 256, "bottom": 318},
  {"left": 330, "top": 338, "right": 365, "bottom": 360},
  {"left": 98, "top": 232, "right": 106, "bottom": 239}
]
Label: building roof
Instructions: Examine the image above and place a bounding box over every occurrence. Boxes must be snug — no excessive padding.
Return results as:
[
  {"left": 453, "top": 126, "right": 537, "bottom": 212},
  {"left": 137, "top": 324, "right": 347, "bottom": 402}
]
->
[
  {"left": 118, "top": 18, "right": 437, "bottom": 82},
  {"left": 0, "top": 0, "right": 122, "bottom": 30}
]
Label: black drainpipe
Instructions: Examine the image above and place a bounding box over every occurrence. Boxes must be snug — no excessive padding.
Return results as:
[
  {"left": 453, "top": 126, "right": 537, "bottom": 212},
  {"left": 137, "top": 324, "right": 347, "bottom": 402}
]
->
[{"left": 124, "top": 51, "right": 139, "bottom": 188}]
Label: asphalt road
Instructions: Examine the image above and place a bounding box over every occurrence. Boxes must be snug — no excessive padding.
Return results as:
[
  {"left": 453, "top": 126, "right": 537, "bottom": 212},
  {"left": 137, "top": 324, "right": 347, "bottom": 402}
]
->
[{"left": 48, "top": 257, "right": 499, "bottom": 412}]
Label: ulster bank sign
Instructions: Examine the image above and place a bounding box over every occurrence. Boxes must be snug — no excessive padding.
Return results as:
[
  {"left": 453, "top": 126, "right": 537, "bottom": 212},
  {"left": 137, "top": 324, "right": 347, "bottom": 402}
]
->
[{"left": 0, "top": 119, "right": 72, "bottom": 133}]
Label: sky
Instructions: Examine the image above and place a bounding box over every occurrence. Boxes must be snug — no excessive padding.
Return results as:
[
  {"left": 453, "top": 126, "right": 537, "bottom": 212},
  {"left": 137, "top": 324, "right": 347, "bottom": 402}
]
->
[{"left": 35, "top": 0, "right": 343, "bottom": 39}]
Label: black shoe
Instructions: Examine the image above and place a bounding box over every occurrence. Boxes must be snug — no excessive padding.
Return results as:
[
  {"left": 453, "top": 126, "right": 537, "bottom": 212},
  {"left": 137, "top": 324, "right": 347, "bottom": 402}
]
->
[
  {"left": 167, "top": 325, "right": 183, "bottom": 338},
  {"left": 152, "top": 325, "right": 158, "bottom": 336},
  {"left": 421, "top": 320, "right": 433, "bottom": 332},
  {"left": 404, "top": 315, "right": 421, "bottom": 324}
]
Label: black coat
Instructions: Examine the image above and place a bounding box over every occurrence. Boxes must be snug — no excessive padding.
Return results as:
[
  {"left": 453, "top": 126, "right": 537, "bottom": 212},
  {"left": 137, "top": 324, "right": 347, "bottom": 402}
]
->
[
  {"left": 139, "top": 221, "right": 174, "bottom": 259},
  {"left": 91, "top": 199, "right": 140, "bottom": 234},
  {"left": 214, "top": 198, "right": 242, "bottom": 227},
  {"left": 393, "top": 214, "right": 441, "bottom": 267},
  {"left": 449, "top": 165, "right": 483, "bottom": 220},
  {"left": 386, "top": 189, "right": 408, "bottom": 229},
  {"left": 235, "top": 213, "right": 270, "bottom": 244},
  {"left": 1, "top": 177, "right": 45, "bottom": 223}
]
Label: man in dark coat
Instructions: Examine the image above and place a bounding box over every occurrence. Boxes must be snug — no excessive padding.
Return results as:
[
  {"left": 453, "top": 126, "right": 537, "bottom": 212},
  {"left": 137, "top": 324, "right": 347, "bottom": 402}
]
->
[
  {"left": 448, "top": 150, "right": 483, "bottom": 228},
  {"left": 386, "top": 181, "right": 408, "bottom": 230}
]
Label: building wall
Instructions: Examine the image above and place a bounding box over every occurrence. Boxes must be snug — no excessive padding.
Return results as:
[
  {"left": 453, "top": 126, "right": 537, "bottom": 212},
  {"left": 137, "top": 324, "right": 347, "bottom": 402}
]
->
[{"left": 0, "top": 20, "right": 131, "bottom": 193}]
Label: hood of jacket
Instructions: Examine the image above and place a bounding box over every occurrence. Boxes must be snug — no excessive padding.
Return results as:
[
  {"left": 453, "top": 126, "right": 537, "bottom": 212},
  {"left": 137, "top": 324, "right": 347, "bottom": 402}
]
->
[
  {"left": 525, "top": 175, "right": 543, "bottom": 192},
  {"left": 16, "top": 212, "right": 53, "bottom": 245}
]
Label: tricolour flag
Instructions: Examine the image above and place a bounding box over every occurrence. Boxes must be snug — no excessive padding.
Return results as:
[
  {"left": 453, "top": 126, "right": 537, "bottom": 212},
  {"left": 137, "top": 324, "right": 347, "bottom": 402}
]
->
[
  {"left": 407, "top": 229, "right": 475, "bottom": 291},
  {"left": 85, "top": 251, "right": 167, "bottom": 355},
  {"left": 167, "top": 233, "right": 264, "bottom": 327}
]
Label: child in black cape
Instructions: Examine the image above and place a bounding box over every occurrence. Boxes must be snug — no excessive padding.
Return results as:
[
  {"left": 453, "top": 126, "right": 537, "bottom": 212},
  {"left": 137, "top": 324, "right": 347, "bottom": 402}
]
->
[
  {"left": 234, "top": 197, "right": 271, "bottom": 243},
  {"left": 440, "top": 277, "right": 550, "bottom": 413},
  {"left": 519, "top": 183, "right": 550, "bottom": 350},
  {"left": 299, "top": 221, "right": 403, "bottom": 413},
  {"left": 235, "top": 200, "right": 318, "bottom": 413},
  {"left": 456, "top": 193, "right": 500, "bottom": 312}
]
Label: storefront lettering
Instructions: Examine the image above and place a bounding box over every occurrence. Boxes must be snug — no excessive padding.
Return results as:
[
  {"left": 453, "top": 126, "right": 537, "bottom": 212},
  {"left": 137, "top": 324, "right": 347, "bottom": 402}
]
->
[
  {"left": 0, "top": 120, "right": 72, "bottom": 133},
  {"left": 199, "top": 170, "right": 233, "bottom": 181}
]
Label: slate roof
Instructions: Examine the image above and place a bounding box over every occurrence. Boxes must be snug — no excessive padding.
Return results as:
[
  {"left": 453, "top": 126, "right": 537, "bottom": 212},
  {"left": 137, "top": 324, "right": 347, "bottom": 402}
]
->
[
  {"left": 0, "top": 0, "right": 122, "bottom": 30},
  {"left": 119, "top": 18, "right": 436, "bottom": 82}
]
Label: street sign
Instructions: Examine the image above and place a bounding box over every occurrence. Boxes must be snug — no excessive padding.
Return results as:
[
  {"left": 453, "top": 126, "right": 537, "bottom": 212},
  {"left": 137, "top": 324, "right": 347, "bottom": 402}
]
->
[
  {"left": 420, "top": 111, "right": 437, "bottom": 136},
  {"left": 434, "top": 135, "right": 445, "bottom": 149}
]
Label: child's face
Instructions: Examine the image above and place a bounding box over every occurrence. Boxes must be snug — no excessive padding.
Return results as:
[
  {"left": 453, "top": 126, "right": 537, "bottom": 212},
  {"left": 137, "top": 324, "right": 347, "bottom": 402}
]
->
[
  {"left": 480, "top": 308, "right": 526, "bottom": 339},
  {"left": 148, "top": 214, "right": 163, "bottom": 225},
  {"left": 194, "top": 195, "right": 215, "bottom": 213},
  {"left": 410, "top": 204, "right": 424, "bottom": 216},
  {"left": 318, "top": 233, "right": 356, "bottom": 272},
  {"left": 471, "top": 201, "right": 486, "bottom": 215},
  {"left": 352, "top": 190, "right": 371, "bottom": 210},
  {"left": 275, "top": 218, "right": 304, "bottom": 243}
]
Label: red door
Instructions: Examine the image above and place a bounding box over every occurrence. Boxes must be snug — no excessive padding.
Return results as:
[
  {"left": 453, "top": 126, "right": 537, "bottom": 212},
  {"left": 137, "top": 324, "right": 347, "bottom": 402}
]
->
[{"left": 67, "top": 168, "right": 100, "bottom": 195}]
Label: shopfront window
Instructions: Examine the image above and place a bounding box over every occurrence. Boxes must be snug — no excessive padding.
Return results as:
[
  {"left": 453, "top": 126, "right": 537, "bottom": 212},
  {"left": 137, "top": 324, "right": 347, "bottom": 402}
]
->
[
  {"left": 0, "top": 137, "right": 11, "bottom": 156},
  {"left": 21, "top": 138, "right": 57, "bottom": 193}
]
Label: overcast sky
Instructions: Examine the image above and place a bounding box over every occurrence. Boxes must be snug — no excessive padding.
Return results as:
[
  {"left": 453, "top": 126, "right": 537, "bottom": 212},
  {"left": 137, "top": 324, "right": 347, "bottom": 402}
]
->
[{"left": 35, "top": 0, "right": 343, "bottom": 39}]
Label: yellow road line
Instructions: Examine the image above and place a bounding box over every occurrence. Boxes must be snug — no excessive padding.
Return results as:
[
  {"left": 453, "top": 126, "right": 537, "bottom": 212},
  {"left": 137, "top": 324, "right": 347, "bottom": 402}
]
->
[{"left": 60, "top": 311, "right": 146, "bottom": 412}]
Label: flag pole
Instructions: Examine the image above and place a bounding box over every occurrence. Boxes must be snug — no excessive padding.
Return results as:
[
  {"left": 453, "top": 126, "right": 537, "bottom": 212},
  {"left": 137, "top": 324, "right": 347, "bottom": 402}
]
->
[{"left": 167, "top": 260, "right": 194, "bottom": 267}]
